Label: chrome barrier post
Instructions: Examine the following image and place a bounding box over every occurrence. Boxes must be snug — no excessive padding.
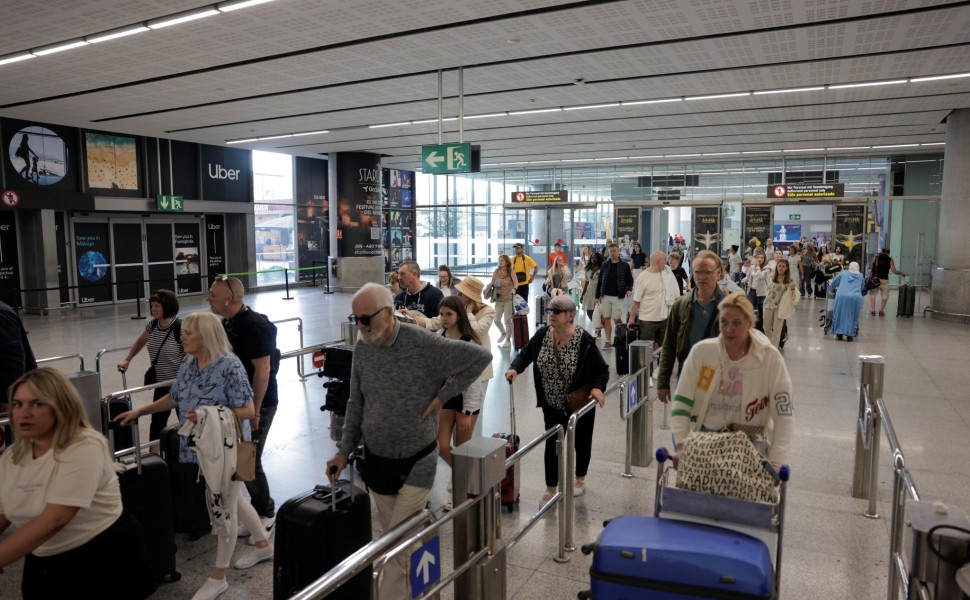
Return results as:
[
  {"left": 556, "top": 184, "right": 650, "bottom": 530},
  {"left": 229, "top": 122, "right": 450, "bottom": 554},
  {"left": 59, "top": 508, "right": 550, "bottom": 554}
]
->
[
  {"left": 852, "top": 355, "right": 884, "bottom": 500},
  {"left": 628, "top": 342, "right": 653, "bottom": 471},
  {"left": 553, "top": 427, "right": 568, "bottom": 563},
  {"left": 563, "top": 411, "right": 578, "bottom": 552},
  {"left": 660, "top": 400, "right": 670, "bottom": 430},
  {"left": 452, "top": 436, "right": 507, "bottom": 600}
]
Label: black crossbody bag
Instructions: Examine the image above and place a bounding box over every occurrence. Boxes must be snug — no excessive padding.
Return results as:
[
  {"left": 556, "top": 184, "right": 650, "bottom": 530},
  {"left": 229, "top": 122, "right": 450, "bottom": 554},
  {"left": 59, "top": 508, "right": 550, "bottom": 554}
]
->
[
  {"left": 144, "top": 321, "right": 177, "bottom": 385},
  {"left": 360, "top": 440, "right": 437, "bottom": 495}
]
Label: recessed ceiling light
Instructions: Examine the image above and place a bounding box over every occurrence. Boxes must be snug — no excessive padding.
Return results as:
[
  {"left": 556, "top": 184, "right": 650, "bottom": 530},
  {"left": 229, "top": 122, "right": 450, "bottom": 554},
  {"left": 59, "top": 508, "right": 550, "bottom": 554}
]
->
[
  {"left": 148, "top": 8, "right": 220, "bottom": 29},
  {"left": 218, "top": 0, "right": 275, "bottom": 11},
  {"left": 911, "top": 72, "right": 970, "bottom": 83},
  {"left": 686, "top": 92, "right": 751, "bottom": 101},
  {"left": 507, "top": 39, "right": 520, "bottom": 44},
  {"left": 753, "top": 86, "right": 825, "bottom": 95},
  {"left": 32, "top": 39, "right": 89, "bottom": 56},
  {"left": 828, "top": 79, "right": 907, "bottom": 90},
  {"left": 87, "top": 26, "right": 149, "bottom": 44},
  {"left": 0, "top": 53, "right": 35, "bottom": 66}
]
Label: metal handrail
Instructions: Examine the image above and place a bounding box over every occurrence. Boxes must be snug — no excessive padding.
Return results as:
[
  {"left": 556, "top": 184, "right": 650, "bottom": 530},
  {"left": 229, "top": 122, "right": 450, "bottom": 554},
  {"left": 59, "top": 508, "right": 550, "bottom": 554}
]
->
[
  {"left": 36, "top": 353, "right": 85, "bottom": 371},
  {"left": 858, "top": 383, "right": 873, "bottom": 451},
  {"left": 563, "top": 376, "right": 627, "bottom": 551},
  {"left": 272, "top": 317, "right": 306, "bottom": 378},
  {"left": 288, "top": 508, "right": 434, "bottom": 600},
  {"left": 103, "top": 380, "right": 177, "bottom": 403}
]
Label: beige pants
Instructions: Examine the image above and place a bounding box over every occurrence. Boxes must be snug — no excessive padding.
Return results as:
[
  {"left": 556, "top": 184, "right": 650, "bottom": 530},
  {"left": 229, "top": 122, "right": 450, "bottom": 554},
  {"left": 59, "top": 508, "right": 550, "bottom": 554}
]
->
[
  {"left": 762, "top": 306, "right": 784, "bottom": 347},
  {"left": 371, "top": 484, "right": 432, "bottom": 598}
]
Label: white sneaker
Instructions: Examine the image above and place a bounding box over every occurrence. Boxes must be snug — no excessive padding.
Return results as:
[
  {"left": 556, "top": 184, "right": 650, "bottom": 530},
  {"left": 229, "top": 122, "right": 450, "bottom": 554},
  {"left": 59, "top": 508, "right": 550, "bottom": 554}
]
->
[
  {"left": 245, "top": 514, "right": 277, "bottom": 546},
  {"left": 234, "top": 543, "right": 275, "bottom": 569},
  {"left": 501, "top": 340, "right": 511, "bottom": 349},
  {"left": 446, "top": 478, "right": 453, "bottom": 493},
  {"left": 441, "top": 498, "right": 453, "bottom": 512},
  {"left": 191, "top": 577, "right": 229, "bottom": 600}
]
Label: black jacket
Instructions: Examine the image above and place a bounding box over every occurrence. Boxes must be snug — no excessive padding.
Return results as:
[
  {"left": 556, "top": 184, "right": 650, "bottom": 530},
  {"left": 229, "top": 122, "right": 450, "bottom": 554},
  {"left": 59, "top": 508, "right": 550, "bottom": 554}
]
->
[
  {"left": 509, "top": 326, "right": 610, "bottom": 409},
  {"left": 1, "top": 301, "right": 37, "bottom": 401}
]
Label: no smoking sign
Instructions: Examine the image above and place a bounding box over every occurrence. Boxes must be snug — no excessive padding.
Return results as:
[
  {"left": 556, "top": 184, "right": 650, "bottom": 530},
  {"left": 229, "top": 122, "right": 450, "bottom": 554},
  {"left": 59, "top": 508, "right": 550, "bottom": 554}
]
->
[{"left": 1, "top": 190, "right": 19, "bottom": 208}]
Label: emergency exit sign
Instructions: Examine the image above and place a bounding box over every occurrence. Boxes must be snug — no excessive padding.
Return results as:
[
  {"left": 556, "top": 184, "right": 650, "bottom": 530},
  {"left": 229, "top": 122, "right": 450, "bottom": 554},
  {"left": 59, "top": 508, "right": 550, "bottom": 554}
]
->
[
  {"left": 156, "top": 195, "right": 184, "bottom": 212},
  {"left": 790, "top": 214, "right": 801, "bottom": 220}
]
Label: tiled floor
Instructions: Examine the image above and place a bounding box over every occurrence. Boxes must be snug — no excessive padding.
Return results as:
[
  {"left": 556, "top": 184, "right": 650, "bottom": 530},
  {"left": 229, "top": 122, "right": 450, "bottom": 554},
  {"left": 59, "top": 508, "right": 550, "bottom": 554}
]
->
[{"left": 2, "top": 284, "right": 968, "bottom": 599}]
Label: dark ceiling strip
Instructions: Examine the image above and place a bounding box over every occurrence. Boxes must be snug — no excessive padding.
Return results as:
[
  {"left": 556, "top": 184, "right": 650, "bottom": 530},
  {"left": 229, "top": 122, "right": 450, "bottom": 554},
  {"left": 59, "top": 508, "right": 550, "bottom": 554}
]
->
[
  {"left": 155, "top": 40, "right": 970, "bottom": 133},
  {"left": 6, "top": 0, "right": 968, "bottom": 111}
]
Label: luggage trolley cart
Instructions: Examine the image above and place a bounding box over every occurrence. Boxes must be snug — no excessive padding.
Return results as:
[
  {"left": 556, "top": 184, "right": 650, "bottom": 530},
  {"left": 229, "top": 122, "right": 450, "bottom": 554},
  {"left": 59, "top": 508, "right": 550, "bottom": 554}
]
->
[{"left": 579, "top": 448, "right": 790, "bottom": 599}]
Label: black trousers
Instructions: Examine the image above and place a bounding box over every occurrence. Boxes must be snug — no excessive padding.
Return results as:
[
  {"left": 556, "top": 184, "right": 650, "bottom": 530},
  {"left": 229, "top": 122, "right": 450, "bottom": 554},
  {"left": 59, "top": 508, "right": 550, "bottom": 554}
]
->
[
  {"left": 245, "top": 404, "right": 278, "bottom": 517},
  {"left": 22, "top": 511, "right": 156, "bottom": 600},
  {"left": 541, "top": 404, "right": 596, "bottom": 488}
]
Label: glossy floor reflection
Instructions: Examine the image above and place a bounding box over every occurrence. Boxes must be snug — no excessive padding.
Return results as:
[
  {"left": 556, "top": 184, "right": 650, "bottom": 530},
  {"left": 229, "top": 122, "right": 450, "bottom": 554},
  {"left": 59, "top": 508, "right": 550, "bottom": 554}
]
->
[{"left": 1, "top": 285, "right": 967, "bottom": 599}]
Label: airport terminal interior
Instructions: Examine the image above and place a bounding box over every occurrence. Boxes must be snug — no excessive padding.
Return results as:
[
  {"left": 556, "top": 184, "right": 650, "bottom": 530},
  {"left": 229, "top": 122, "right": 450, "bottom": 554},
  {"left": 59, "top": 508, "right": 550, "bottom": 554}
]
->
[{"left": 2, "top": 0, "right": 970, "bottom": 599}]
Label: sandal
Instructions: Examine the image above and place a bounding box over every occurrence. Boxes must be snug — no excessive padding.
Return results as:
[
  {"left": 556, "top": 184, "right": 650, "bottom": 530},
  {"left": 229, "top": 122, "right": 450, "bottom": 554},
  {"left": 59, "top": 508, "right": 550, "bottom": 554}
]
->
[
  {"left": 878, "top": 311, "right": 885, "bottom": 316},
  {"left": 869, "top": 311, "right": 876, "bottom": 316}
]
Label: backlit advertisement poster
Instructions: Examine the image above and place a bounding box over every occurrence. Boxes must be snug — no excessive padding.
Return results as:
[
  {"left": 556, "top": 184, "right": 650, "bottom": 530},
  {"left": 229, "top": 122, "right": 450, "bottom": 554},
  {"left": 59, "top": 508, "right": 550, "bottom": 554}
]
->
[
  {"left": 295, "top": 157, "right": 329, "bottom": 281},
  {"left": 0, "top": 211, "right": 20, "bottom": 306},
  {"left": 3, "top": 118, "right": 78, "bottom": 191},
  {"left": 692, "top": 206, "right": 721, "bottom": 255},
  {"left": 336, "top": 154, "right": 382, "bottom": 257},
  {"left": 201, "top": 145, "right": 252, "bottom": 202},
  {"left": 174, "top": 223, "right": 202, "bottom": 294},
  {"left": 834, "top": 205, "right": 866, "bottom": 265},
  {"left": 205, "top": 215, "right": 225, "bottom": 284},
  {"left": 742, "top": 206, "right": 771, "bottom": 250},
  {"left": 382, "top": 167, "right": 415, "bottom": 272},
  {"left": 73, "top": 222, "right": 112, "bottom": 304},
  {"left": 84, "top": 131, "right": 142, "bottom": 196},
  {"left": 615, "top": 208, "right": 639, "bottom": 257}
]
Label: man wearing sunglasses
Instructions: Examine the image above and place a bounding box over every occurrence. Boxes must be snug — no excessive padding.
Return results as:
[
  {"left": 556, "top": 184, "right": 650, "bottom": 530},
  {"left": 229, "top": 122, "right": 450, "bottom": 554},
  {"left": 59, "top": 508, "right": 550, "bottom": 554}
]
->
[
  {"left": 326, "top": 283, "right": 491, "bottom": 599},
  {"left": 394, "top": 261, "right": 443, "bottom": 318},
  {"left": 657, "top": 250, "right": 726, "bottom": 405},
  {"left": 207, "top": 276, "right": 281, "bottom": 541}
]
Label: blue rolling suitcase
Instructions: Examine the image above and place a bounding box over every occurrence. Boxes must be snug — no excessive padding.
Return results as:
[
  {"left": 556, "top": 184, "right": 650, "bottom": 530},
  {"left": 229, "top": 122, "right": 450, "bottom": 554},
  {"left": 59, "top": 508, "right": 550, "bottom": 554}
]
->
[{"left": 582, "top": 515, "right": 773, "bottom": 599}]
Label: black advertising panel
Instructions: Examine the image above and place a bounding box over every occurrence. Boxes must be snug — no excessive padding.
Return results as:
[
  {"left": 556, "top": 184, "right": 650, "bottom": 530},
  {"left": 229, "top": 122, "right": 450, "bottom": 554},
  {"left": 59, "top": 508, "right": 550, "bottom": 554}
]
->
[
  {"left": 615, "top": 207, "right": 639, "bottom": 247},
  {"left": 2, "top": 118, "right": 79, "bottom": 192},
  {"left": 55, "top": 212, "right": 69, "bottom": 304},
  {"left": 692, "top": 206, "right": 721, "bottom": 255},
  {"left": 335, "top": 153, "right": 382, "bottom": 258},
  {"left": 206, "top": 214, "right": 226, "bottom": 284},
  {"left": 174, "top": 223, "right": 202, "bottom": 294},
  {"left": 382, "top": 167, "right": 415, "bottom": 272},
  {"left": 145, "top": 137, "right": 163, "bottom": 198},
  {"left": 767, "top": 183, "right": 844, "bottom": 199},
  {"left": 172, "top": 140, "right": 200, "bottom": 199},
  {"left": 82, "top": 130, "right": 143, "bottom": 197},
  {"left": 0, "top": 188, "right": 94, "bottom": 211},
  {"left": 0, "top": 211, "right": 20, "bottom": 305},
  {"left": 834, "top": 205, "right": 866, "bottom": 265},
  {"left": 74, "top": 222, "right": 112, "bottom": 304},
  {"left": 743, "top": 206, "right": 771, "bottom": 249},
  {"left": 510, "top": 190, "right": 567, "bottom": 203},
  {"left": 201, "top": 145, "right": 252, "bottom": 202},
  {"left": 295, "top": 157, "right": 329, "bottom": 280}
]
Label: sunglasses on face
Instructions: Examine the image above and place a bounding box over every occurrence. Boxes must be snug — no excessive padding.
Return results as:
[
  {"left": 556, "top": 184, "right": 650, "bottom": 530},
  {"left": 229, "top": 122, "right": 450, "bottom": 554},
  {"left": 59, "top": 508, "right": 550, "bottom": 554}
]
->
[
  {"left": 348, "top": 307, "right": 387, "bottom": 326},
  {"left": 546, "top": 308, "right": 568, "bottom": 315}
]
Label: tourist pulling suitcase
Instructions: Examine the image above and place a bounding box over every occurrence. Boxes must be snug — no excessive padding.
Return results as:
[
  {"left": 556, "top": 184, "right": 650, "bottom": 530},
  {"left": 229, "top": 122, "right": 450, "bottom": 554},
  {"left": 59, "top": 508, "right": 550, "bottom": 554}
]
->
[
  {"left": 536, "top": 294, "right": 550, "bottom": 326},
  {"left": 109, "top": 420, "right": 180, "bottom": 583},
  {"left": 273, "top": 466, "right": 372, "bottom": 600},
  {"left": 159, "top": 425, "right": 211, "bottom": 539},
  {"left": 897, "top": 278, "right": 916, "bottom": 317},
  {"left": 493, "top": 378, "right": 521, "bottom": 512}
]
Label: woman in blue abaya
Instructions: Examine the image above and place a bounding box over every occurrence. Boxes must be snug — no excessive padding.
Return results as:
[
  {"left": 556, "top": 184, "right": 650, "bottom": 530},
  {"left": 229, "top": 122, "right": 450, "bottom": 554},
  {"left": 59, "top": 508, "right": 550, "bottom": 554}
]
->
[{"left": 829, "top": 261, "right": 865, "bottom": 342}]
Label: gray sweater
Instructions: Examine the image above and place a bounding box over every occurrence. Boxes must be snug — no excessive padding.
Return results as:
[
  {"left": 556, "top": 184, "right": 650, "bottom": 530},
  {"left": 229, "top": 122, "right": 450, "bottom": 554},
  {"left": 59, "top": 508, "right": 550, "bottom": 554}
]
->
[{"left": 338, "top": 321, "right": 492, "bottom": 489}]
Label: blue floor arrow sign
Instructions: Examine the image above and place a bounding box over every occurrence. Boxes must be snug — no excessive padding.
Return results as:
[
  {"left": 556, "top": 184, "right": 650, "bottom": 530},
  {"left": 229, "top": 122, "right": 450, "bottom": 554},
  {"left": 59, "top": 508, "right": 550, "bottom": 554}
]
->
[{"left": 410, "top": 535, "right": 440, "bottom": 598}]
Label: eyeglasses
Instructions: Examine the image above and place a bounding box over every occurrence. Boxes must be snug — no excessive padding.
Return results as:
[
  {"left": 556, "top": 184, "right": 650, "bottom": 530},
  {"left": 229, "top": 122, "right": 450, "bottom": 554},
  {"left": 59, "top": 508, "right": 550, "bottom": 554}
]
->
[
  {"left": 348, "top": 307, "right": 388, "bottom": 326},
  {"left": 546, "top": 308, "right": 568, "bottom": 315}
]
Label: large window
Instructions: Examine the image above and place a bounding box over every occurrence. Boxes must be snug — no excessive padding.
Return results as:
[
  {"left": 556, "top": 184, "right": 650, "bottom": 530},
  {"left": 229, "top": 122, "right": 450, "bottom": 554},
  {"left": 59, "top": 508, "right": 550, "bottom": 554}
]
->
[{"left": 253, "top": 150, "right": 295, "bottom": 287}]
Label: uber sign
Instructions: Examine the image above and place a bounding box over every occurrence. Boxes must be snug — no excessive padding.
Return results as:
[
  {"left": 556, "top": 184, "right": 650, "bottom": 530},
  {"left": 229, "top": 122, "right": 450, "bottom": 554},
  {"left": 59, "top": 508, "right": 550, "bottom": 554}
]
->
[{"left": 201, "top": 145, "right": 252, "bottom": 202}]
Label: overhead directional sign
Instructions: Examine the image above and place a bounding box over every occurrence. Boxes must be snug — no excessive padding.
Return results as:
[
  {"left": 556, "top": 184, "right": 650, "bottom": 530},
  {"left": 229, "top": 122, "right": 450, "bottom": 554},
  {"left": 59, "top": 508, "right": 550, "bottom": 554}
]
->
[
  {"left": 156, "top": 194, "right": 184, "bottom": 212},
  {"left": 410, "top": 536, "right": 441, "bottom": 598},
  {"left": 422, "top": 143, "right": 471, "bottom": 174}
]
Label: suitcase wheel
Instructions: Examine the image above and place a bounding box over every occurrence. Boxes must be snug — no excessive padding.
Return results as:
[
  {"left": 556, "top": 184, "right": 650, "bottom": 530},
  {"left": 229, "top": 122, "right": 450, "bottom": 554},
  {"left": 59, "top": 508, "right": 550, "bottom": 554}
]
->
[
  {"left": 165, "top": 570, "right": 182, "bottom": 583},
  {"left": 578, "top": 591, "right": 591, "bottom": 600}
]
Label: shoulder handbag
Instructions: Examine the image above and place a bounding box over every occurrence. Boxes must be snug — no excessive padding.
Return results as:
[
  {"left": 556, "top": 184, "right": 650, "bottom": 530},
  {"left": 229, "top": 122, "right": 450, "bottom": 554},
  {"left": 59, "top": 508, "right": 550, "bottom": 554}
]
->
[
  {"left": 144, "top": 321, "right": 176, "bottom": 386},
  {"left": 231, "top": 410, "right": 257, "bottom": 482},
  {"left": 552, "top": 334, "right": 593, "bottom": 413},
  {"left": 866, "top": 271, "right": 881, "bottom": 291},
  {"left": 359, "top": 441, "right": 437, "bottom": 495},
  {"left": 675, "top": 430, "right": 777, "bottom": 504},
  {"left": 515, "top": 256, "right": 527, "bottom": 282}
]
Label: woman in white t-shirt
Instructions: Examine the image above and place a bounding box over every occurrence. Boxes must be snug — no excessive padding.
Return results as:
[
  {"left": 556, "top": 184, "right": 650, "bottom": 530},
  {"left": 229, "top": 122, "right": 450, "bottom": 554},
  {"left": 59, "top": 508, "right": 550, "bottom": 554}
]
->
[{"left": 0, "top": 368, "right": 156, "bottom": 599}]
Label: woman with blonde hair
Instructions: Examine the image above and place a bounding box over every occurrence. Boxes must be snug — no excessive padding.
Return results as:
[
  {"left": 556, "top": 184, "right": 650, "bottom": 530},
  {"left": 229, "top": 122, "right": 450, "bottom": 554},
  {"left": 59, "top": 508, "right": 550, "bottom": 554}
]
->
[
  {"left": 0, "top": 368, "right": 156, "bottom": 599},
  {"left": 544, "top": 254, "right": 572, "bottom": 297},
  {"left": 117, "top": 312, "right": 272, "bottom": 600},
  {"left": 491, "top": 254, "right": 518, "bottom": 348}
]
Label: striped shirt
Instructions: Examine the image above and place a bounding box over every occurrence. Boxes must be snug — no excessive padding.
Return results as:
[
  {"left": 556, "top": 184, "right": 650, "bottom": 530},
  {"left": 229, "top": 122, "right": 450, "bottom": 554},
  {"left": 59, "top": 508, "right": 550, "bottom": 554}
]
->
[{"left": 145, "top": 318, "right": 185, "bottom": 382}]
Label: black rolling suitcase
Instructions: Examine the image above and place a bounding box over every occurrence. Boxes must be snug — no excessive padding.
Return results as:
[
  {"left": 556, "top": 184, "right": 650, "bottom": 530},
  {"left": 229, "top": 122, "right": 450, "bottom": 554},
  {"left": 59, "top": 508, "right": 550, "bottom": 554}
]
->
[
  {"left": 102, "top": 370, "right": 134, "bottom": 453},
  {"left": 273, "top": 469, "right": 372, "bottom": 600},
  {"left": 512, "top": 314, "right": 530, "bottom": 350},
  {"left": 536, "top": 294, "right": 549, "bottom": 326},
  {"left": 897, "top": 283, "right": 916, "bottom": 317},
  {"left": 159, "top": 425, "right": 211, "bottom": 539},
  {"left": 613, "top": 323, "right": 637, "bottom": 375},
  {"left": 110, "top": 422, "right": 181, "bottom": 583}
]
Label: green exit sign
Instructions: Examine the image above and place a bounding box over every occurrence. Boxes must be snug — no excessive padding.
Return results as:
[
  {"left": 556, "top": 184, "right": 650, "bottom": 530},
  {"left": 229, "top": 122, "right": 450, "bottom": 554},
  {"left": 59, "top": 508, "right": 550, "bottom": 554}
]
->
[
  {"left": 422, "top": 143, "right": 472, "bottom": 174},
  {"left": 156, "top": 195, "right": 184, "bottom": 212},
  {"left": 789, "top": 214, "right": 801, "bottom": 220}
]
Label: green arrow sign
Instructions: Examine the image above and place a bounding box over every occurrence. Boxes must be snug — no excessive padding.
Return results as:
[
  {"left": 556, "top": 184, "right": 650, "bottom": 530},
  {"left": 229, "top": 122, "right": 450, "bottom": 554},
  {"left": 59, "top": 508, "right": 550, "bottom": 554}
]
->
[
  {"left": 156, "top": 195, "right": 184, "bottom": 212},
  {"left": 422, "top": 143, "right": 472, "bottom": 174},
  {"left": 790, "top": 214, "right": 801, "bottom": 220}
]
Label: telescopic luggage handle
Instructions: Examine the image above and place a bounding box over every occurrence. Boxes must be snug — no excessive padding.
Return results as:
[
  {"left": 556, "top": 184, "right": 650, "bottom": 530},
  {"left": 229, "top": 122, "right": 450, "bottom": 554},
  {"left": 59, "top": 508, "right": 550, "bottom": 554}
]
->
[{"left": 508, "top": 376, "right": 517, "bottom": 442}]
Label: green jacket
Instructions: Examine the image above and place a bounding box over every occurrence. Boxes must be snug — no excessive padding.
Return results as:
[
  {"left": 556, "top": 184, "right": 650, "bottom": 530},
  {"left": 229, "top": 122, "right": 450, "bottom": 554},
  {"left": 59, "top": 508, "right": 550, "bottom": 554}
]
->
[{"left": 657, "top": 288, "right": 724, "bottom": 390}]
